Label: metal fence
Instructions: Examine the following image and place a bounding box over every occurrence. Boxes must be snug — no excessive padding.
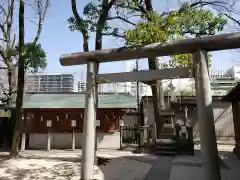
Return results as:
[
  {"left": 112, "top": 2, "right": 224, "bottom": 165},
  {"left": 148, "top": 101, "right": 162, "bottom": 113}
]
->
[{"left": 120, "top": 125, "right": 140, "bottom": 149}]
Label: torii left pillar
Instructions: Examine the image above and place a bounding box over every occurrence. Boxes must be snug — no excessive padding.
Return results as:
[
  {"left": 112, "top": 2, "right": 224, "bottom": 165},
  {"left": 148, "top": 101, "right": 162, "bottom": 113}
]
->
[{"left": 81, "top": 60, "right": 97, "bottom": 180}]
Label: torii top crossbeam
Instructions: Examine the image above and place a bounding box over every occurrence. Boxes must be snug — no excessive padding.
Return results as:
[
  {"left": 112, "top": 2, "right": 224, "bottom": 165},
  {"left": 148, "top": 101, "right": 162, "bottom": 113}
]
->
[{"left": 60, "top": 32, "right": 240, "bottom": 66}]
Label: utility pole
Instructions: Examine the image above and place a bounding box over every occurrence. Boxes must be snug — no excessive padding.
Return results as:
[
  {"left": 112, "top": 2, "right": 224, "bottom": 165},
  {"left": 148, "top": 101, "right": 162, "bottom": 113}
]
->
[
  {"left": 81, "top": 60, "right": 96, "bottom": 180},
  {"left": 193, "top": 49, "right": 221, "bottom": 180}
]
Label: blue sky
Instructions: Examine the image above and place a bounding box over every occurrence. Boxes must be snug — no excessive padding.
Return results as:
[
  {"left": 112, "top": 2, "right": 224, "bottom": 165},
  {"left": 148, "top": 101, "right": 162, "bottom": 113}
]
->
[{"left": 24, "top": 0, "right": 240, "bottom": 79}]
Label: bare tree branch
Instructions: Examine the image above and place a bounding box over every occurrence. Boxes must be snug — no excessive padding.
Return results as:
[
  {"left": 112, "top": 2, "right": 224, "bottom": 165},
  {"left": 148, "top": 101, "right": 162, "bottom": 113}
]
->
[
  {"left": 0, "top": 83, "right": 9, "bottom": 99},
  {"left": 71, "top": 0, "right": 89, "bottom": 52},
  {"left": 101, "top": 32, "right": 125, "bottom": 38},
  {"left": 0, "top": 1, "right": 15, "bottom": 64},
  {"left": 6, "top": 0, "right": 15, "bottom": 47},
  {"left": 0, "top": 4, "right": 8, "bottom": 41},
  {"left": 0, "top": 4, "right": 7, "bottom": 17},
  {"left": 33, "top": 0, "right": 50, "bottom": 44},
  {"left": 11, "top": 33, "right": 15, "bottom": 48},
  {"left": 189, "top": 0, "right": 239, "bottom": 16},
  {"left": 194, "top": 0, "right": 240, "bottom": 29},
  {"left": 107, "top": 16, "right": 136, "bottom": 26},
  {"left": 95, "top": 0, "right": 117, "bottom": 51},
  {"left": 190, "top": 0, "right": 230, "bottom": 8},
  {"left": 0, "top": 47, "right": 6, "bottom": 62},
  {"left": 224, "top": 12, "right": 240, "bottom": 26},
  {"left": 0, "top": 0, "right": 50, "bottom": 105},
  {"left": 27, "top": 17, "right": 39, "bottom": 26},
  {"left": 0, "top": 23, "right": 7, "bottom": 41}
]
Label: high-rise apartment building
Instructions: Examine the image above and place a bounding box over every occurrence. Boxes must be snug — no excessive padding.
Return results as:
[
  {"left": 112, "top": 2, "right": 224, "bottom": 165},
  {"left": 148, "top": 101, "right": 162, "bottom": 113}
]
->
[
  {"left": 26, "top": 73, "right": 74, "bottom": 92},
  {"left": 77, "top": 81, "right": 105, "bottom": 93},
  {"left": 78, "top": 82, "right": 86, "bottom": 92}
]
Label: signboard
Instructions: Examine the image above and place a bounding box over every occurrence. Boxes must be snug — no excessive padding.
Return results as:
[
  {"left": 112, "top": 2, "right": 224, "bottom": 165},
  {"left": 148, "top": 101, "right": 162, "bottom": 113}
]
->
[
  {"left": 0, "top": 111, "right": 11, "bottom": 117},
  {"left": 46, "top": 120, "right": 52, "bottom": 127},
  {"left": 96, "top": 120, "right": 100, "bottom": 127},
  {"left": 71, "top": 120, "right": 76, "bottom": 127}
]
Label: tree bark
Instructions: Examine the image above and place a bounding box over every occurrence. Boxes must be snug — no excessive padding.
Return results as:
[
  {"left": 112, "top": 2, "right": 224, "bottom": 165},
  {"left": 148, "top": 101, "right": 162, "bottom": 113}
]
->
[
  {"left": 148, "top": 58, "right": 165, "bottom": 136},
  {"left": 33, "top": 0, "right": 50, "bottom": 45},
  {"left": 7, "top": 68, "right": 13, "bottom": 104},
  {"left": 10, "top": 0, "right": 25, "bottom": 157},
  {"left": 71, "top": 0, "right": 89, "bottom": 52},
  {"left": 144, "top": 0, "right": 165, "bottom": 136},
  {"left": 73, "top": 0, "right": 117, "bottom": 162},
  {"left": 71, "top": 0, "right": 93, "bottom": 165},
  {"left": 94, "top": 0, "right": 117, "bottom": 163},
  {"left": 71, "top": 0, "right": 116, "bottom": 164},
  {"left": 1, "top": 0, "right": 16, "bottom": 106}
]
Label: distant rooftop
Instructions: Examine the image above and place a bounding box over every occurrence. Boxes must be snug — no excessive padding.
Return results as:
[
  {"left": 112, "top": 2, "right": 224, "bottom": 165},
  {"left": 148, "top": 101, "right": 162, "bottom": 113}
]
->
[
  {"left": 222, "top": 83, "right": 240, "bottom": 102},
  {"left": 27, "top": 72, "right": 74, "bottom": 76},
  {"left": 20, "top": 92, "right": 137, "bottom": 109}
]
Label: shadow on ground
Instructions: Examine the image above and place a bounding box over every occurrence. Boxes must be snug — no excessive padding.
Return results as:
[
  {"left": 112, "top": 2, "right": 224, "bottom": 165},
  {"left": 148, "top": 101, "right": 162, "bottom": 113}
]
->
[
  {"left": 0, "top": 148, "right": 239, "bottom": 180},
  {"left": 0, "top": 150, "right": 156, "bottom": 180}
]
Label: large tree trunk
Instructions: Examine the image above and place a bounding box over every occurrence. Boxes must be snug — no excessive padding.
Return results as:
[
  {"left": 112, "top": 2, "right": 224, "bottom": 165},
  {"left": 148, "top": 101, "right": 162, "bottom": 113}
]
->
[
  {"left": 8, "top": 67, "right": 18, "bottom": 104},
  {"left": 0, "top": 0, "right": 17, "bottom": 150},
  {"left": 94, "top": 0, "right": 117, "bottom": 163},
  {"left": 10, "top": 0, "right": 25, "bottom": 157},
  {"left": 6, "top": 0, "right": 15, "bottom": 105},
  {"left": 7, "top": 69, "right": 13, "bottom": 104},
  {"left": 143, "top": 0, "right": 165, "bottom": 137},
  {"left": 71, "top": 0, "right": 89, "bottom": 53},
  {"left": 71, "top": 0, "right": 116, "bottom": 164},
  {"left": 148, "top": 57, "right": 165, "bottom": 137},
  {"left": 71, "top": 0, "right": 100, "bottom": 164}
]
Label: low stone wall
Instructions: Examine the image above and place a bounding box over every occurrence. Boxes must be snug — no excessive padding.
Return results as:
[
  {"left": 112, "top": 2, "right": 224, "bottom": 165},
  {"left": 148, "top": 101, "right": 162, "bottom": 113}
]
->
[{"left": 29, "top": 132, "right": 120, "bottom": 150}]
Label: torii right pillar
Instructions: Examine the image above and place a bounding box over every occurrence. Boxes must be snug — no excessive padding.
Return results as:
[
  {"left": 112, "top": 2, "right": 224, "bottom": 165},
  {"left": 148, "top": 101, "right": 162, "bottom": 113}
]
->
[{"left": 193, "top": 49, "right": 221, "bottom": 180}]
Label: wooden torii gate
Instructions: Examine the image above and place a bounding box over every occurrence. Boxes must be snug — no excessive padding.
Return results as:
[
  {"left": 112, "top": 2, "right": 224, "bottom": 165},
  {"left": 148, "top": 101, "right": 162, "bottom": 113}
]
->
[{"left": 60, "top": 32, "right": 240, "bottom": 180}]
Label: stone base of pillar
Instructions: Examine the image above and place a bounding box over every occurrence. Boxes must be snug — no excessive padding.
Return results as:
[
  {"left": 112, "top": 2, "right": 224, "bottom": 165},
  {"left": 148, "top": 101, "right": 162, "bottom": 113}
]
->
[{"left": 233, "top": 146, "right": 240, "bottom": 159}]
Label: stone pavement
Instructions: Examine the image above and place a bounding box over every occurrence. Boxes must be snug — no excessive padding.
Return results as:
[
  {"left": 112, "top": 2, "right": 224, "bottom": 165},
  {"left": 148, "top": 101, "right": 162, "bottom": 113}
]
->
[
  {"left": 144, "top": 156, "right": 173, "bottom": 180},
  {"left": 1, "top": 144, "right": 239, "bottom": 180},
  {"left": 169, "top": 152, "right": 240, "bottom": 180},
  {"left": 143, "top": 147, "right": 240, "bottom": 180}
]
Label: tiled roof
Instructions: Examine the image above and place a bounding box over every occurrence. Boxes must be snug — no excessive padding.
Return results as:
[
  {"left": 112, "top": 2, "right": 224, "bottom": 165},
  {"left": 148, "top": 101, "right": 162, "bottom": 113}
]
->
[
  {"left": 222, "top": 83, "right": 240, "bottom": 102},
  {"left": 22, "top": 92, "right": 137, "bottom": 109}
]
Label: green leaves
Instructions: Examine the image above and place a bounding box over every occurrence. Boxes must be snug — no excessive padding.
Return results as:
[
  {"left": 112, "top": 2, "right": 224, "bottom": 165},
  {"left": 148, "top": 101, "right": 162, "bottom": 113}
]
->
[
  {"left": 126, "top": 5, "right": 227, "bottom": 44},
  {"left": 125, "top": 13, "right": 169, "bottom": 45},
  {"left": 8, "top": 42, "right": 47, "bottom": 72},
  {"left": 83, "top": 2, "right": 101, "bottom": 20},
  {"left": 169, "top": 53, "right": 212, "bottom": 68},
  {"left": 23, "top": 43, "right": 47, "bottom": 72},
  {"left": 68, "top": 16, "right": 90, "bottom": 32},
  {"left": 68, "top": 2, "right": 100, "bottom": 33},
  {"left": 125, "top": 3, "right": 227, "bottom": 68},
  {"left": 68, "top": 1, "right": 120, "bottom": 38},
  {"left": 176, "top": 4, "right": 227, "bottom": 37}
]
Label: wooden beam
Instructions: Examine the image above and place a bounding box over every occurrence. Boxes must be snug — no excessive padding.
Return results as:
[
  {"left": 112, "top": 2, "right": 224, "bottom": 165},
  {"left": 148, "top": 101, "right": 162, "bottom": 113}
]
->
[
  {"left": 60, "top": 32, "right": 240, "bottom": 66},
  {"left": 96, "top": 68, "right": 193, "bottom": 83}
]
